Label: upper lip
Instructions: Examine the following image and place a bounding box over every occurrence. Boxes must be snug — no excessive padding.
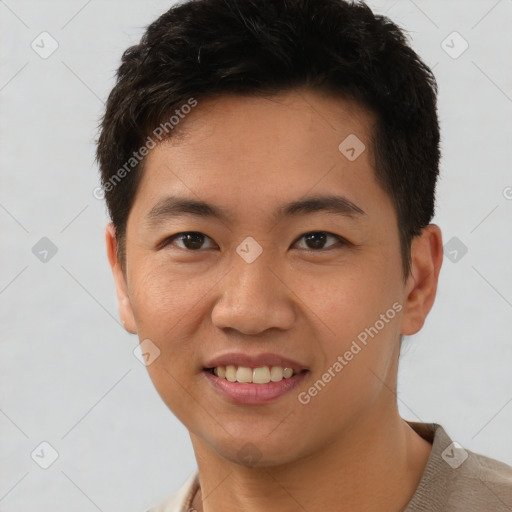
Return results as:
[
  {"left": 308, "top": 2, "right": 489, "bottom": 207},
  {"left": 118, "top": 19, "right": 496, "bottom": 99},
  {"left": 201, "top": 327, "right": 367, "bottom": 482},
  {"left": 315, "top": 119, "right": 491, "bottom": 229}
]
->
[{"left": 204, "top": 352, "right": 308, "bottom": 372}]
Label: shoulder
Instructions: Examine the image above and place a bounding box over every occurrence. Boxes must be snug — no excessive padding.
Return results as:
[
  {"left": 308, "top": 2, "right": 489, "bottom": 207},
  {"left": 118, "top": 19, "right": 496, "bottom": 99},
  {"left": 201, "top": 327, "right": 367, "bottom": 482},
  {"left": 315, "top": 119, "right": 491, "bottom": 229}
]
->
[
  {"left": 145, "top": 471, "right": 199, "bottom": 512},
  {"left": 453, "top": 448, "right": 512, "bottom": 510},
  {"left": 405, "top": 421, "right": 512, "bottom": 511}
]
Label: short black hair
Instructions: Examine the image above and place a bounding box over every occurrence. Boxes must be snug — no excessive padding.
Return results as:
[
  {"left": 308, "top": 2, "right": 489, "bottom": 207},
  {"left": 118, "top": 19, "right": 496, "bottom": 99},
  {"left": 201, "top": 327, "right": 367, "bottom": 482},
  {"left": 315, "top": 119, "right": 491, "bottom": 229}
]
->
[{"left": 96, "top": 0, "right": 440, "bottom": 277}]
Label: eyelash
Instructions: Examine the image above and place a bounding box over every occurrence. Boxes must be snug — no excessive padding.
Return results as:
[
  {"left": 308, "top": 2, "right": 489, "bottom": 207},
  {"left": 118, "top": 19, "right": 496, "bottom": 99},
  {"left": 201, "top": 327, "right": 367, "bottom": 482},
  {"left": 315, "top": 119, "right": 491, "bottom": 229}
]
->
[{"left": 159, "top": 231, "right": 350, "bottom": 252}]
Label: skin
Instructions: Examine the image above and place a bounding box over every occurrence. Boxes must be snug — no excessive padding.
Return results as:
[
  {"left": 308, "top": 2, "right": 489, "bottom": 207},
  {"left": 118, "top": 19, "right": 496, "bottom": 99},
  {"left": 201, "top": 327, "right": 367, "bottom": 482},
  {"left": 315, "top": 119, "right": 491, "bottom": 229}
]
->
[{"left": 106, "top": 89, "right": 443, "bottom": 512}]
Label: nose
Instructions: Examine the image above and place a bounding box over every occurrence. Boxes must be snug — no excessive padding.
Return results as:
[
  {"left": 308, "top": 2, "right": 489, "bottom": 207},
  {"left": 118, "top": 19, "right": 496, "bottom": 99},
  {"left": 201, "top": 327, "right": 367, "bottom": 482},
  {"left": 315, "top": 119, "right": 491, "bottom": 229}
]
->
[{"left": 211, "top": 251, "right": 296, "bottom": 335}]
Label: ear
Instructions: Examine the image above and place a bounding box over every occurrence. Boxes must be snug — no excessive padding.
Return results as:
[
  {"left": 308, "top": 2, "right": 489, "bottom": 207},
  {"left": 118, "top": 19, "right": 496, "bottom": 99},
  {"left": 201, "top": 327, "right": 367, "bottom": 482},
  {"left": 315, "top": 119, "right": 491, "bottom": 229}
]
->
[
  {"left": 105, "top": 223, "right": 137, "bottom": 334},
  {"left": 400, "top": 224, "right": 443, "bottom": 336}
]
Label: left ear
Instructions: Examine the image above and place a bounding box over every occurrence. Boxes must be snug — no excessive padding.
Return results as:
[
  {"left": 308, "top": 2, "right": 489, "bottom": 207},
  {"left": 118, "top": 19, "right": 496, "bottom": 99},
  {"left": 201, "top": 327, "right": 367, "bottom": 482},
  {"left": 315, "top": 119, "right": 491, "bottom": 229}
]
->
[{"left": 400, "top": 224, "right": 443, "bottom": 336}]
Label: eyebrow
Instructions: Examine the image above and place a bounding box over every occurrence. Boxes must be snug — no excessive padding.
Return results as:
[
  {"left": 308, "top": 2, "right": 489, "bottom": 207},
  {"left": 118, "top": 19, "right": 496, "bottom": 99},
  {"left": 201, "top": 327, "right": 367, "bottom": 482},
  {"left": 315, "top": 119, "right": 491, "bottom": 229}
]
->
[{"left": 145, "top": 194, "right": 366, "bottom": 227}]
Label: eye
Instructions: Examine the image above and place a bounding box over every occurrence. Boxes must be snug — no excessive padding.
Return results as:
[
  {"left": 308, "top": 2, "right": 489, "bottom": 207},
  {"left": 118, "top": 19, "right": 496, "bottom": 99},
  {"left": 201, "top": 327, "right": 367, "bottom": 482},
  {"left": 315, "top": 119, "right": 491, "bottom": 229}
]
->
[
  {"left": 162, "top": 231, "right": 216, "bottom": 251},
  {"left": 160, "top": 231, "right": 347, "bottom": 252},
  {"left": 293, "top": 231, "right": 347, "bottom": 250}
]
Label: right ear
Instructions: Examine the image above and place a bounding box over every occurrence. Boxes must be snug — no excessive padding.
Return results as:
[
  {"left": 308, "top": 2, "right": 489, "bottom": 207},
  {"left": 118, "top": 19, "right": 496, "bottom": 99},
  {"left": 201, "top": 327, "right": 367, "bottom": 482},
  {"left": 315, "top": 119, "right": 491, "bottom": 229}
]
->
[{"left": 105, "top": 223, "right": 137, "bottom": 334}]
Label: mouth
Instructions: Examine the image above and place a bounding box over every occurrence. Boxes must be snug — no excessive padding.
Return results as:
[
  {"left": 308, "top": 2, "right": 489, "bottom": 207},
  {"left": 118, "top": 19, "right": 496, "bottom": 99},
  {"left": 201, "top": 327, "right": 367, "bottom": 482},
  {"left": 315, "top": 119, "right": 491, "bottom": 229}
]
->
[
  {"left": 202, "top": 358, "right": 309, "bottom": 404},
  {"left": 205, "top": 365, "right": 304, "bottom": 384},
  {"left": 202, "top": 353, "right": 309, "bottom": 404}
]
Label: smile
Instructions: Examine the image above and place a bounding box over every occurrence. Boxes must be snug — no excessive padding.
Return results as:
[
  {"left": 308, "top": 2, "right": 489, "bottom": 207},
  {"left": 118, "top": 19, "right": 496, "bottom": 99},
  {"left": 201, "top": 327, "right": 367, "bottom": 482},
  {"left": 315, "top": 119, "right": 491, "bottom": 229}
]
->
[
  {"left": 203, "top": 367, "right": 309, "bottom": 405},
  {"left": 207, "top": 365, "right": 299, "bottom": 384}
]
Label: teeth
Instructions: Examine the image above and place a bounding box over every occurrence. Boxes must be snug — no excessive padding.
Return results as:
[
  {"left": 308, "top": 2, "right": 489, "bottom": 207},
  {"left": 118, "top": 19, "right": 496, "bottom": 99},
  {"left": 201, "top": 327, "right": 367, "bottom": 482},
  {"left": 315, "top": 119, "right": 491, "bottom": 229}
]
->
[
  {"left": 236, "top": 366, "right": 252, "bottom": 383},
  {"left": 225, "top": 365, "right": 237, "bottom": 382},
  {"left": 212, "top": 365, "right": 298, "bottom": 384},
  {"left": 270, "top": 366, "right": 283, "bottom": 382},
  {"left": 253, "top": 366, "right": 271, "bottom": 384},
  {"left": 283, "top": 367, "right": 294, "bottom": 379}
]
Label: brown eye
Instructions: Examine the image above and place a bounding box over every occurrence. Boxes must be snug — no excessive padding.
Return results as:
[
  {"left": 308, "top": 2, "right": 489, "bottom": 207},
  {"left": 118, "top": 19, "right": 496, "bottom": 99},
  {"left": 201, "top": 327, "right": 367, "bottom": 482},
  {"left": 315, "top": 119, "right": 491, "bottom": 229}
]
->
[
  {"left": 294, "top": 231, "right": 344, "bottom": 250},
  {"left": 165, "top": 232, "right": 215, "bottom": 250}
]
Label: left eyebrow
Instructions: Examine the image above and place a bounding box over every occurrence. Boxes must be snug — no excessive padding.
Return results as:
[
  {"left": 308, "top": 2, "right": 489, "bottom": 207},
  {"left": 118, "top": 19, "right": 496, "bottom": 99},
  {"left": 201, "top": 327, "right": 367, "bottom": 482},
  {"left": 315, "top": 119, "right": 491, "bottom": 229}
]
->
[
  {"left": 275, "top": 194, "right": 366, "bottom": 220},
  {"left": 144, "top": 193, "right": 366, "bottom": 227}
]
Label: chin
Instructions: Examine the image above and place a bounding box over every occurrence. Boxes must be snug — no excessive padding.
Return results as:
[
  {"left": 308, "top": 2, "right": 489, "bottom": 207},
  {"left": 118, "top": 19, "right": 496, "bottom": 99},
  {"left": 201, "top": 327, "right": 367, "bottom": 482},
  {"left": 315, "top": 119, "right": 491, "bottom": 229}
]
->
[{"left": 195, "top": 425, "right": 313, "bottom": 469}]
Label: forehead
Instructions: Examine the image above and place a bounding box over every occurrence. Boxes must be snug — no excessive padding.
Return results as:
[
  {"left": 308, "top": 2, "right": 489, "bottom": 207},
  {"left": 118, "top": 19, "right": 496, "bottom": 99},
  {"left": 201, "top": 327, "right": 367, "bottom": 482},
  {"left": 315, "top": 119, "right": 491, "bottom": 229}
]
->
[
  {"left": 165, "top": 89, "right": 375, "bottom": 161},
  {"left": 129, "top": 89, "right": 389, "bottom": 225}
]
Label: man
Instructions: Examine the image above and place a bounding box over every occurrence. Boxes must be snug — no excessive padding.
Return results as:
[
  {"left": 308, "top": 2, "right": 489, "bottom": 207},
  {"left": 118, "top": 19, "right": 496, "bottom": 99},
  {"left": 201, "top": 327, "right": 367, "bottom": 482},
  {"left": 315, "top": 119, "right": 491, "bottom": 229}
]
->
[{"left": 96, "top": 0, "right": 512, "bottom": 510}]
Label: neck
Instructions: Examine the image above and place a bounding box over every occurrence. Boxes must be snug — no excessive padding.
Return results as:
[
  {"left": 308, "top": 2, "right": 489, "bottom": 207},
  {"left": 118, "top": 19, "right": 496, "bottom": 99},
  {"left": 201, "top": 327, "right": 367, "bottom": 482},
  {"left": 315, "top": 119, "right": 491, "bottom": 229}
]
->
[{"left": 189, "top": 402, "right": 432, "bottom": 512}]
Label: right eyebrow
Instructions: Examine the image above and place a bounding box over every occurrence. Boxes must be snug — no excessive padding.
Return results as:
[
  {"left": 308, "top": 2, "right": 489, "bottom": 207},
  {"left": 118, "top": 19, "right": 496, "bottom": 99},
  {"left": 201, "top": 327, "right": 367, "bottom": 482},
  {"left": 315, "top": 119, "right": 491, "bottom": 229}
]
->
[{"left": 145, "top": 196, "right": 231, "bottom": 227}]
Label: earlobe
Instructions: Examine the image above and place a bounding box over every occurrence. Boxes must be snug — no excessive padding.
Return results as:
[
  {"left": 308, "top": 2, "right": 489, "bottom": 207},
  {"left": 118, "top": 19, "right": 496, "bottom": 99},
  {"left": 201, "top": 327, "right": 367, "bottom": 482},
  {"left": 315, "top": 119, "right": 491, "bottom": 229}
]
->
[
  {"left": 105, "top": 223, "right": 137, "bottom": 334},
  {"left": 400, "top": 224, "right": 443, "bottom": 336}
]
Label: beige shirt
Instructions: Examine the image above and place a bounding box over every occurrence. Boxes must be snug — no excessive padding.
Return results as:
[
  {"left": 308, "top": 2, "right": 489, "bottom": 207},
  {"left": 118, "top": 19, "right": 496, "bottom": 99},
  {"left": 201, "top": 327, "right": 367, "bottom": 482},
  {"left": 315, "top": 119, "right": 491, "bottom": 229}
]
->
[{"left": 146, "top": 421, "right": 512, "bottom": 511}]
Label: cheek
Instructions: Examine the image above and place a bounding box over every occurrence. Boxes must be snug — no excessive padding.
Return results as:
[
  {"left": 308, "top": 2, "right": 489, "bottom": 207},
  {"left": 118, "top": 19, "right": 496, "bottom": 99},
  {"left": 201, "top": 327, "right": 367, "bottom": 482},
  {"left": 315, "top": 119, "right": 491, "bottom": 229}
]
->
[
  {"left": 127, "top": 263, "right": 209, "bottom": 420},
  {"left": 129, "top": 260, "right": 203, "bottom": 331},
  {"left": 301, "top": 256, "right": 401, "bottom": 337},
  {"left": 127, "top": 262, "right": 212, "bottom": 382},
  {"left": 300, "top": 253, "right": 403, "bottom": 399}
]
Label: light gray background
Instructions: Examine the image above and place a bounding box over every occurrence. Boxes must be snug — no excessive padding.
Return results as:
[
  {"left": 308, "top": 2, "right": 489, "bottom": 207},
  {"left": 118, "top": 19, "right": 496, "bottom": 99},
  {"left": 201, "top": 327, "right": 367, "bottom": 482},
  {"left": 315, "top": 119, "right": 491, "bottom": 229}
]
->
[{"left": 1, "top": 1, "right": 511, "bottom": 511}]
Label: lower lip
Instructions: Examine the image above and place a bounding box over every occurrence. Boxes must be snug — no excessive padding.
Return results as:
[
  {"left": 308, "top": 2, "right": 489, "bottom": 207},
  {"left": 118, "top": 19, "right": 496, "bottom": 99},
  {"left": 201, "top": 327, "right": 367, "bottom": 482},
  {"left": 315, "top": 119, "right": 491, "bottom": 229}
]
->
[{"left": 203, "top": 370, "right": 309, "bottom": 405}]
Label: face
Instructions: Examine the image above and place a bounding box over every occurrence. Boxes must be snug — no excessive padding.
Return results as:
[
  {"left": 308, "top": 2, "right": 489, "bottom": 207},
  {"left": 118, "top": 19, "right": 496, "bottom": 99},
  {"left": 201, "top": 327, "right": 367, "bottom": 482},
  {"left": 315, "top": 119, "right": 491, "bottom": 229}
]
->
[{"left": 108, "top": 89, "right": 433, "bottom": 467}]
